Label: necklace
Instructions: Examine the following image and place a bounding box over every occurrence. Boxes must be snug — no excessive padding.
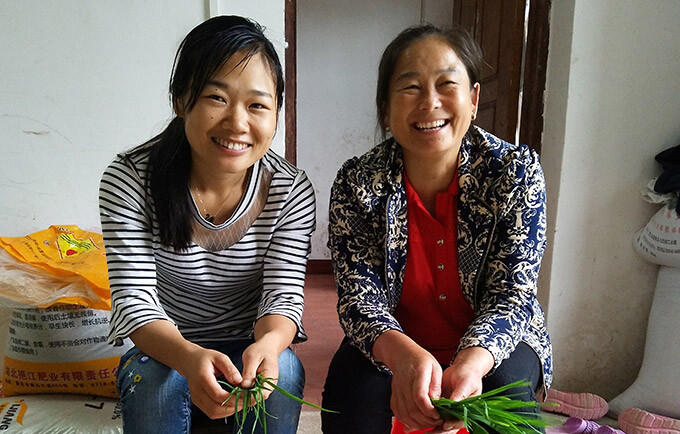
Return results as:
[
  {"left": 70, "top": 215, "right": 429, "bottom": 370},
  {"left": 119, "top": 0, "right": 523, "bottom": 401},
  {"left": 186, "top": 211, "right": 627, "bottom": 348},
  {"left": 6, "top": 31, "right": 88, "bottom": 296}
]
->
[
  {"left": 191, "top": 187, "right": 229, "bottom": 224},
  {"left": 190, "top": 170, "right": 248, "bottom": 224}
]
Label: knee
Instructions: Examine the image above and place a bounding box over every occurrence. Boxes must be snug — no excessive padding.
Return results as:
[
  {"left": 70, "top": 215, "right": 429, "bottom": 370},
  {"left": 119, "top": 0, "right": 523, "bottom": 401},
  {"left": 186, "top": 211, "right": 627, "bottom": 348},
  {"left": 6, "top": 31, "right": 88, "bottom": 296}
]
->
[
  {"left": 322, "top": 343, "right": 390, "bottom": 409},
  {"left": 274, "top": 348, "right": 305, "bottom": 397},
  {"left": 117, "top": 349, "right": 188, "bottom": 402},
  {"left": 482, "top": 343, "right": 541, "bottom": 400}
]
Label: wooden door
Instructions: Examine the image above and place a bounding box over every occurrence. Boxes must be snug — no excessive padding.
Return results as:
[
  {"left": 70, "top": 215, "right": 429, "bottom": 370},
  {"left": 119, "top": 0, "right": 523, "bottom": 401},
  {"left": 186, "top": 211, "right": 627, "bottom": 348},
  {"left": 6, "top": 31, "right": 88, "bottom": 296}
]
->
[
  {"left": 285, "top": 0, "right": 297, "bottom": 164},
  {"left": 453, "top": 0, "right": 550, "bottom": 153}
]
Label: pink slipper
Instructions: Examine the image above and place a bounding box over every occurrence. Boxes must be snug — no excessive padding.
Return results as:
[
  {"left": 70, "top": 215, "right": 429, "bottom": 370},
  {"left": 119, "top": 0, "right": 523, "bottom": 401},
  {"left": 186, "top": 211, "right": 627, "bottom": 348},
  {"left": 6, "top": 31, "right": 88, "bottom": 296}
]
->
[
  {"left": 543, "top": 388, "right": 609, "bottom": 420},
  {"left": 619, "top": 408, "right": 680, "bottom": 434}
]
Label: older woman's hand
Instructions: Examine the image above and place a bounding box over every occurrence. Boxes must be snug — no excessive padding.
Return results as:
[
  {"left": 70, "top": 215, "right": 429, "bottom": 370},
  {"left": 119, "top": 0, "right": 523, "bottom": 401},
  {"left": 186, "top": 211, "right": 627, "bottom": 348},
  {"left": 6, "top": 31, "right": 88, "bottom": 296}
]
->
[
  {"left": 434, "top": 346, "right": 495, "bottom": 431},
  {"left": 374, "top": 330, "right": 444, "bottom": 431}
]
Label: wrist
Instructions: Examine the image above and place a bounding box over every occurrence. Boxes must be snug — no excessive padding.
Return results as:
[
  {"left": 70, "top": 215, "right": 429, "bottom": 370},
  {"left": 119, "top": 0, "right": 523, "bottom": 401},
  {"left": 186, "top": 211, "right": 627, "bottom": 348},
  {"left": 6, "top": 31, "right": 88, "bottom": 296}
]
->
[
  {"left": 174, "top": 341, "right": 203, "bottom": 377},
  {"left": 373, "top": 330, "right": 423, "bottom": 370},
  {"left": 451, "top": 347, "right": 494, "bottom": 377}
]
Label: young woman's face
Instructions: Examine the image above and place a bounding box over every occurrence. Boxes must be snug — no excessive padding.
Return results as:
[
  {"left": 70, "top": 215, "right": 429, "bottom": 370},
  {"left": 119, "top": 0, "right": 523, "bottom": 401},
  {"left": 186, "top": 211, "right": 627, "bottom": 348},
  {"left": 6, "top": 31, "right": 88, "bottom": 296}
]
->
[
  {"left": 182, "top": 51, "right": 277, "bottom": 176},
  {"left": 386, "top": 36, "right": 479, "bottom": 159}
]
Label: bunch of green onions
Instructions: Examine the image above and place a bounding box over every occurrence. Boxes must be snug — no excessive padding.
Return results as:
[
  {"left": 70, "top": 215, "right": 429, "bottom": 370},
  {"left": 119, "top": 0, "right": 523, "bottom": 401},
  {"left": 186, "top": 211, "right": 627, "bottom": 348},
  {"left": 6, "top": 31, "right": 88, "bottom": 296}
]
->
[
  {"left": 431, "top": 380, "right": 552, "bottom": 433},
  {"left": 218, "top": 374, "right": 337, "bottom": 434}
]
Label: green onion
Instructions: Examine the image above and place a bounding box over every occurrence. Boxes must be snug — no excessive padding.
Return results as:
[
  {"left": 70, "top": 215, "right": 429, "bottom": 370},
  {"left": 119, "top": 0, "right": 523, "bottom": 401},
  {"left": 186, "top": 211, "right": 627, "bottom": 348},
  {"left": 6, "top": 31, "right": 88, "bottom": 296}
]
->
[
  {"left": 218, "top": 374, "right": 338, "bottom": 434},
  {"left": 431, "top": 380, "right": 553, "bottom": 433}
]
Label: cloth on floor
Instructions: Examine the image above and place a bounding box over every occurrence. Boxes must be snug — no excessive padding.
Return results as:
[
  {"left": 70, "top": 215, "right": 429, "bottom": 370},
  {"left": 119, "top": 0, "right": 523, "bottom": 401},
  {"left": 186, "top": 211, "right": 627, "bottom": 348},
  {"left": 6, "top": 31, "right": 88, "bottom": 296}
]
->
[{"left": 542, "top": 389, "right": 609, "bottom": 420}]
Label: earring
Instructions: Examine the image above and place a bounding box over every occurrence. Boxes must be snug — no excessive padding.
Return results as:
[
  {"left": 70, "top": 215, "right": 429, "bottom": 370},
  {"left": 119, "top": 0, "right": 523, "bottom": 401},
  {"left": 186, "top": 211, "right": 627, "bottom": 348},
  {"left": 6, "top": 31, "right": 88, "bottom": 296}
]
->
[{"left": 471, "top": 111, "right": 477, "bottom": 121}]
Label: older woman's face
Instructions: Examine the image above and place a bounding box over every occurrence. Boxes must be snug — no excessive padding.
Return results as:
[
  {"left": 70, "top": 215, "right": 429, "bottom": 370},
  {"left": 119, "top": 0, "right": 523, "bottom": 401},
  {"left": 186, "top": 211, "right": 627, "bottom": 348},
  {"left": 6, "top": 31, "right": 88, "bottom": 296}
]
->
[{"left": 386, "top": 36, "right": 479, "bottom": 160}]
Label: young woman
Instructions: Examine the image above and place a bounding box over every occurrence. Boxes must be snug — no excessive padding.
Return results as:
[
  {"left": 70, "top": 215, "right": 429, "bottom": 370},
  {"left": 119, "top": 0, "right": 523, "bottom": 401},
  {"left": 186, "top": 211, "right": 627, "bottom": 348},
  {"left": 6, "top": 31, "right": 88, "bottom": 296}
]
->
[
  {"left": 322, "top": 24, "right": 552, "bottom": 434},
  {"left": 99, "top": 16, "right": 315, "bottom": 434}
]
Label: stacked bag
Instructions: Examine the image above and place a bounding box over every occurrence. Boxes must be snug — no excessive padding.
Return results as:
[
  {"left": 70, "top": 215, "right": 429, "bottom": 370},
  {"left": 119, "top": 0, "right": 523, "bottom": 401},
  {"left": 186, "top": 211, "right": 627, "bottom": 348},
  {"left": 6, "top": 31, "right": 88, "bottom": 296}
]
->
[
  {"left": 0, "top": 225, "right": 130, "bottom": 433},
  {"left": 608, "top": 144, "right": 680, "bottom": 432}
]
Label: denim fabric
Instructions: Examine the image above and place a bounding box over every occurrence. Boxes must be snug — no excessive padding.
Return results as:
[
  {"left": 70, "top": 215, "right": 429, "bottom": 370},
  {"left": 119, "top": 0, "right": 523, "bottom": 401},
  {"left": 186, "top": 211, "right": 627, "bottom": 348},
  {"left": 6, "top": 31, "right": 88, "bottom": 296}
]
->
[
  {"left": 117, "top": 340, "right": 304, "bottom": 434},
  {"left": 321, "top": 339, "right": 542, "bottom": 434}
]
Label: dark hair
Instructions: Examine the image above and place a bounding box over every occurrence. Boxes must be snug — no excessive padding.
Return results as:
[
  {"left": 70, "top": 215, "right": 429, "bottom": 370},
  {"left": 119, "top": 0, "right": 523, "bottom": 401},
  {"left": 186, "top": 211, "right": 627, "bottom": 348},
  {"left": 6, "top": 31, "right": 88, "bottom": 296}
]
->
[
  {"left": 144, "top": 15, "right": 283, "bottom": 250},
  {"left": 376, "top": 24, "right": 483, "bottom": 138}
]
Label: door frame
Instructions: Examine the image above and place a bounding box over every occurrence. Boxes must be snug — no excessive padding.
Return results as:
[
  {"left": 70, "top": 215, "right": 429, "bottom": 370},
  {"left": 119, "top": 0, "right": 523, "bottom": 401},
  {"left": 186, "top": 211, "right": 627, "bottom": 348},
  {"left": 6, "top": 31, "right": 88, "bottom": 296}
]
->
[
  {"left": 519, "top": 0, "right": 551, "bottom": 154},
  {"left": 284, "top": 0, "right": 297, "bottom": 164}
]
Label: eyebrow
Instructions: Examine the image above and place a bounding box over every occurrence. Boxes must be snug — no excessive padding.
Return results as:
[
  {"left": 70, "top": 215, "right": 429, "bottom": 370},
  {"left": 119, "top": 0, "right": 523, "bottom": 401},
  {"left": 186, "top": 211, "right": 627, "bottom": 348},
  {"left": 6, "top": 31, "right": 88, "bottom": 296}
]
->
[
  {"left": 394, "top": 67, "right": 459, "bottom": 82},
  {"left": 206, "top": 79, "right": 274, "bottom": 100}
]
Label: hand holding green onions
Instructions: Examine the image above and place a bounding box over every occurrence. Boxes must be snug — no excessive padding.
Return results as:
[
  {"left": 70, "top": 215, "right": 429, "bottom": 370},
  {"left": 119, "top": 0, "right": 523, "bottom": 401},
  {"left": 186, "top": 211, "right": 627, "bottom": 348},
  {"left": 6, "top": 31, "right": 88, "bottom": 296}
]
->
[
  {"left": 218, "top": 374, "right": 338, "bottom": 434},
  {"left": 431, "top": 380, "right": 551, "bottom": 433}
]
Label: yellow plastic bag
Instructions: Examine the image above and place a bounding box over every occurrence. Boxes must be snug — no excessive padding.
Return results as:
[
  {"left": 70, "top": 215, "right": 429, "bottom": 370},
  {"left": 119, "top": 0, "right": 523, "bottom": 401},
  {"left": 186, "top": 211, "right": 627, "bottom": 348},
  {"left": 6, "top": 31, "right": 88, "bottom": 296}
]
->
[{"left": 0, "top": 225, "right": 110, "bottom": 309}]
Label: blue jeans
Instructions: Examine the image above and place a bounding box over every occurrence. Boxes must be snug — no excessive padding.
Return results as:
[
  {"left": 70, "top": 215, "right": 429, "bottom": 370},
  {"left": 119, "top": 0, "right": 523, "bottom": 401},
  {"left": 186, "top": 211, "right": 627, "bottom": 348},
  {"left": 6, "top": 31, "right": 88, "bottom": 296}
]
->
[
  {"left": 117, "top": 339, "right": 305, "bottom": 434},
  {"left": 321, "top": 339, "right": 543, "bottom": 434}
]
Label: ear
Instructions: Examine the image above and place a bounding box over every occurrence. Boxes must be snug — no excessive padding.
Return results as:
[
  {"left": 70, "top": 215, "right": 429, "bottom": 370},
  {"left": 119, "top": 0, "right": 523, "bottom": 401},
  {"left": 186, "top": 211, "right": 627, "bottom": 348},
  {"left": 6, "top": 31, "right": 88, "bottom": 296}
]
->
[
  {"left": 173, "top": 98, "right": 185, "bottom": 118},
  {"left": 470, "top": 82, "right": 481, "bottom": 114},
  {"left": 470, "top": 82, "right": 480, "bottom": 117},
  {"left": 383, "top": 105, "right": 390, "bottom": 132}
]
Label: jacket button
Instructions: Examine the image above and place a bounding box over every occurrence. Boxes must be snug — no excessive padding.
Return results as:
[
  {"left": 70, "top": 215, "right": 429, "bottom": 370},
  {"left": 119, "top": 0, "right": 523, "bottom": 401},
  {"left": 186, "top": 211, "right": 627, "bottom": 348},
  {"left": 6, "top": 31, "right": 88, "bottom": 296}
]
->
[
  {"left": 437, "top": 263, "right": 445, "bottom": 271},
  {"left": 437, "top": 238, "right": 444, "bottom": 246},
  {"left": 439, "top": 293, "right": 447, "bottom": 301}
]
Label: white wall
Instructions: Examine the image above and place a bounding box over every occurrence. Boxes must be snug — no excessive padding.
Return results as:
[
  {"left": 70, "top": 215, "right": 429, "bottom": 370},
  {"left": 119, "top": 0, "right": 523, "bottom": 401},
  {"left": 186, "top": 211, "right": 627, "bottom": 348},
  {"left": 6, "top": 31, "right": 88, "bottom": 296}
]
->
[
  {"left": 297, "top": 0, "right": 453, "bottom": 259},
  {"left": 541, "top": 0, "right": 680, "bottom": 398},
  {"left": 0, "top": 1, "right": 284, "bottom": 237}
]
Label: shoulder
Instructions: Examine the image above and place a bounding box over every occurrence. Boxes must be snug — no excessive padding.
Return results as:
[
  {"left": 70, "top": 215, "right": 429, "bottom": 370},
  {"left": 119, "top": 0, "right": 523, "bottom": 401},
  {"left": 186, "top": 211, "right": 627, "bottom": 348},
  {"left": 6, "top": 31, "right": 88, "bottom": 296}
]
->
[
  {"left": 260, "top": 150, "right": 303, "bottom": 180},
  {"left": 467, "top": 126, "right": 542, "bottom": 186},
  {"left": 100, "top": 142, "right": 153, "bottom": 186},
  {"left": 334, "top": 139, "right": 398, "bottom": 192},
  {"left": 260, "top": 150, "right": 315, "bottom": 197}
]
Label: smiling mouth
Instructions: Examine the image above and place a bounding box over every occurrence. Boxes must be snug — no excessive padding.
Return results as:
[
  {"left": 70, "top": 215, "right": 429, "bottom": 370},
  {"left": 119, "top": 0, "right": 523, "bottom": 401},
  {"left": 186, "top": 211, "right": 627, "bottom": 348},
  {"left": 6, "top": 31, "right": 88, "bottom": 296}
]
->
[
  {"left": 212, "top": 137, "right": 251, "bottom": 151},
  {"left": 413, "top": 119, "right": 449, "bottom": 131}
]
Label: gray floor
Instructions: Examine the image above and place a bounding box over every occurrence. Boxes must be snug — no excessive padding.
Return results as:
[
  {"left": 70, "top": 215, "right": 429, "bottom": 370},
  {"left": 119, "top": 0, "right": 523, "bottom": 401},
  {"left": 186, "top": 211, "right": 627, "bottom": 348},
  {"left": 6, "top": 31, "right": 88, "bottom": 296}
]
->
[{"left": 298, "top": 411, "right": 322, "bottom": 434}]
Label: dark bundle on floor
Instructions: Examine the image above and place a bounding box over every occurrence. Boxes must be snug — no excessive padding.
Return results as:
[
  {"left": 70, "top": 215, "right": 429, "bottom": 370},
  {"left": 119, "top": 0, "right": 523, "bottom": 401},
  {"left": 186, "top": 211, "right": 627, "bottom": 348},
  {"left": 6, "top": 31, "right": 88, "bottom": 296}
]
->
[{"left": 654, "top": 143, "right": 680, "bottom": 213}]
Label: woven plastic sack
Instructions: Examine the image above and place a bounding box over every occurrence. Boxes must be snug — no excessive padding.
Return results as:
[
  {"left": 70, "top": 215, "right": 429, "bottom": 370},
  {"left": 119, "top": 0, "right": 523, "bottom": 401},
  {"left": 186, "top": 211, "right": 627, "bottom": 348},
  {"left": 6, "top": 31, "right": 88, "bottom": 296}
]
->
[
  {"left": 0, "top": 394, "right": 121, "bottom": 433},
  {"left": 0, "top": 225, "right": 110, "bottom": 310},
  {"left": 2, "top": 304, "right": 132, "bottom": 398},
  {"left": 633, "top": 204, "right": 680, "bottom": 267}
]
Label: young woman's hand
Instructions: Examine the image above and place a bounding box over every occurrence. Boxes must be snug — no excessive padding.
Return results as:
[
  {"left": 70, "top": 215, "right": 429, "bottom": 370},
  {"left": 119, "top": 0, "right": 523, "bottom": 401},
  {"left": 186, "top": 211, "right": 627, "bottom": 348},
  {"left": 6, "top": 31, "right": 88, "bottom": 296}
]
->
[
  {"left": 373, "top": 330, "right": 444, "bottom": 431},
  {"left": 179, "top": 345, "right": 244, "bottom": 418},
  {"left": 240, "top": 340, "right": 280, "bottom": 400}
]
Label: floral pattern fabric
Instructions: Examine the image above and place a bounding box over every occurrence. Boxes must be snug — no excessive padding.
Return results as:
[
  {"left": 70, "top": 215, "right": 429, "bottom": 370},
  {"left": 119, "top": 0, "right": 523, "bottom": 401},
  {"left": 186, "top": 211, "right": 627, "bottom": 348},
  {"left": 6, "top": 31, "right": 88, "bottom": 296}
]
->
[{"left": 328, "top": 126, "right": 553, "bottom": 390}]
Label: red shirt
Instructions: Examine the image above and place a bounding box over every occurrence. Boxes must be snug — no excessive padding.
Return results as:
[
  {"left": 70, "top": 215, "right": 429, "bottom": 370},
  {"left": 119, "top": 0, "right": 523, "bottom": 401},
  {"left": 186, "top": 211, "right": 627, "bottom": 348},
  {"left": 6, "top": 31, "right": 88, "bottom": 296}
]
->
[{"left": 394, "top": 170, "right": 475, "bottom": 365}]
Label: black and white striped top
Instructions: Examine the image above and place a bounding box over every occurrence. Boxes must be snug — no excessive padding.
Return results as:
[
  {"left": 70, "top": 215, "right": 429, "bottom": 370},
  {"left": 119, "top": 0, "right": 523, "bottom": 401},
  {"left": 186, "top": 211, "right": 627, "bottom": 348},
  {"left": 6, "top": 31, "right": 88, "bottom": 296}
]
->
[{"left": 98, "top": 143, "right": 316, "bottom": 346}]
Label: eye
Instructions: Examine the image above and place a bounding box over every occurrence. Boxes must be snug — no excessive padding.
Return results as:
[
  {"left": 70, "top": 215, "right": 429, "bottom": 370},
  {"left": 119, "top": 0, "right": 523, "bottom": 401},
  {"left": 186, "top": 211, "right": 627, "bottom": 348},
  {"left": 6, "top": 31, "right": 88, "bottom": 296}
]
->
[
  {"left": 207, "top": 95, "right": 226, "bottom": 103},
  {"left": 400, "top": 84, "right": 420, "bottom": 92},
  {"left": 250, "top": 102, "right": 270, "bottom": 110}
]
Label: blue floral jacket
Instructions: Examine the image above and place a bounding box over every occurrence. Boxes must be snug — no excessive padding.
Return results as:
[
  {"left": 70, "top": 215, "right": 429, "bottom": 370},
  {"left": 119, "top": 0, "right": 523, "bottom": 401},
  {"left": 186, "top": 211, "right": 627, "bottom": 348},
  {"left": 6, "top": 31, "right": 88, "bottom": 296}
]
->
[{"left": 328, "top": 126, "right": 553, "bottom": 390}]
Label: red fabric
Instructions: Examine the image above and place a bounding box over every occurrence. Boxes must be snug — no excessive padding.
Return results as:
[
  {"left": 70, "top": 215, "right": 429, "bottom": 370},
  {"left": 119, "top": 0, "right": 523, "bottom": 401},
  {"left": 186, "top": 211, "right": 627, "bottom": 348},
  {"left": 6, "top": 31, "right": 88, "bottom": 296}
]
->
[
  {"left": 394, "top": 170, "right": 474, "bottom": 365},
  {"left": 391, "top": 418, "right": 469, "bottom": 434}
]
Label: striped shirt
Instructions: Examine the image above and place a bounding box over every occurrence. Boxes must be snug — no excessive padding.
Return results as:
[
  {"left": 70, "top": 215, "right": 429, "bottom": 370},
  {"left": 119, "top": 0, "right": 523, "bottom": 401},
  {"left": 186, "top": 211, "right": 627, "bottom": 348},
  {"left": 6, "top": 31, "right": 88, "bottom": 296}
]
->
[{"left": 98, "top": 143, "right": 316, "bottom": 346}]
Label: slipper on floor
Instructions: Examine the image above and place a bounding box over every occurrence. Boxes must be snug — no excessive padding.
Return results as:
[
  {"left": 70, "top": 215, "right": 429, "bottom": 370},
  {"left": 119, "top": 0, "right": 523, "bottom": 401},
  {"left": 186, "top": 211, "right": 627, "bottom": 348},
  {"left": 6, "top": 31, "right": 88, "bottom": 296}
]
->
[
  {"left": 619, "top": 408, "right": 680, "bottom": 434},
  {"left": 542, "top": 389, "right": 609, "bottom": 420}
]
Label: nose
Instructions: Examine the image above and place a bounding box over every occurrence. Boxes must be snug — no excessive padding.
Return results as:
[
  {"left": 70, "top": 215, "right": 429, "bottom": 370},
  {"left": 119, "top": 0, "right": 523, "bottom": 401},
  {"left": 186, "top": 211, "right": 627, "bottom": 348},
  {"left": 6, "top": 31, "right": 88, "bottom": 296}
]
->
[
  {"left": 418, "top": 87, "right": 442, "bottom": 111},
  {"left": 221, "top": 104, "right": 248, "bottom": 133}
]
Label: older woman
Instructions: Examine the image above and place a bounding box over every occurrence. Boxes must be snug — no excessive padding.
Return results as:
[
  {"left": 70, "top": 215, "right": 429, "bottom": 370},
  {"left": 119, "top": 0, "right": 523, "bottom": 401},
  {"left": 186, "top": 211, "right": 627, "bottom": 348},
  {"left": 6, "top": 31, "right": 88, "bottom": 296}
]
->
[
  {"left": 99, "top": 16, "right": 315, "bottom": 434},
  {"left": 321, "top": 24, "right": 552, "bottom": 434}
]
